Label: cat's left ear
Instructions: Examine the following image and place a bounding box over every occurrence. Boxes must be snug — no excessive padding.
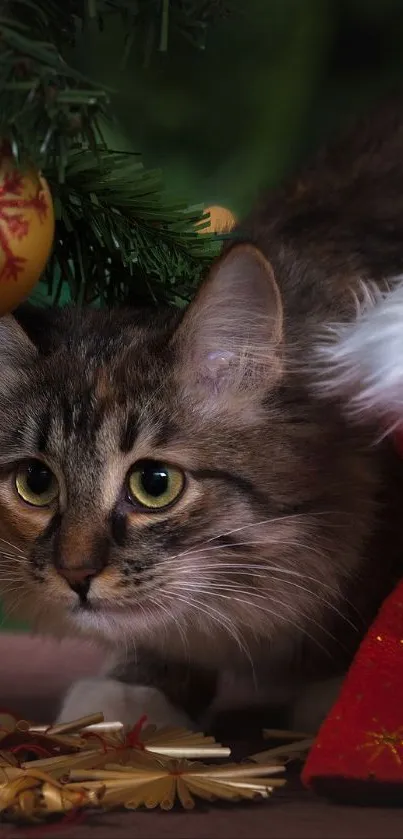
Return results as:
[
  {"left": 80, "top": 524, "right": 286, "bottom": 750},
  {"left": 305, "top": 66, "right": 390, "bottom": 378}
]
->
[{"left": 172, "top": 244, "right": 283, "bottom": 415}]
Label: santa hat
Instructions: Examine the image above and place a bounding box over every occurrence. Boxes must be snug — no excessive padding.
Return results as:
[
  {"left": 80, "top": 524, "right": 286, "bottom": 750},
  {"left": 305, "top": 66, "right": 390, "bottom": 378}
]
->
[
  {"left": 302, "top": 281, "right": 403, "bottom": 803},
  {"left": 316, "top": 280, "right": 403, "bottom": 427}
]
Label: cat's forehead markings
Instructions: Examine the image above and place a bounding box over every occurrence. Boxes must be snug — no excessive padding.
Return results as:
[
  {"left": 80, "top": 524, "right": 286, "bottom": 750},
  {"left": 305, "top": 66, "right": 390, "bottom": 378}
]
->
[
  {"left": 98, "top": 424, "right": 160, "bottom": 513},
  {"left": 94, "top": 369, "right": 113, "bottom": 402},
  {"left": 119, "top": 411, "right": 139, "bottom": 454}
]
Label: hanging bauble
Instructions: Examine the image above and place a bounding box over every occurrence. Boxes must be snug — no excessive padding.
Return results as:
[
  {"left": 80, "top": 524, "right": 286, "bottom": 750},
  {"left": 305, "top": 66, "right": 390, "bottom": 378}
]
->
[
  {"left": 202, "top": 205, "right": 237, "bottom": 234},
  {"left": 0, "top": 146, "right": 55, "bottom": 314}
]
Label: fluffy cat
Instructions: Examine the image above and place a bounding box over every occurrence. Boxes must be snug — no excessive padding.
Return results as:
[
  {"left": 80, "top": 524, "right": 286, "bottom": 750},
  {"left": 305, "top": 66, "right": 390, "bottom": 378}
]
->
[{"left": 1, "top": 98, "right": 403, "bottom": 732}]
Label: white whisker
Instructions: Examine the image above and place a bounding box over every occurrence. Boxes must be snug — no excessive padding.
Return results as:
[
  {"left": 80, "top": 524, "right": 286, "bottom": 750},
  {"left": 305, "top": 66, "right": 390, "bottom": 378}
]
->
[
  {"left": 168, "top": 589, "right": 256, "bottom": 679},
  {"left": 171, "top": 580, "right": 340, "bottom": 656},
  {"left": 173, "top": 575, "right": 358, "bottom": 632},
  {"left": 159, "top": 513, "right": 324, "bottom": 568},
  {"left": 0, "top": 537, "right": 25, "bottom": 556}
]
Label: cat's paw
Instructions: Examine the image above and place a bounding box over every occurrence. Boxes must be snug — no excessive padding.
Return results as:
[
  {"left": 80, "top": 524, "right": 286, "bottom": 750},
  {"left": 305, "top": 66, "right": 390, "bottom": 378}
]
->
[{"left": 56, "top": 678, "right": 194, "bottom": 729}]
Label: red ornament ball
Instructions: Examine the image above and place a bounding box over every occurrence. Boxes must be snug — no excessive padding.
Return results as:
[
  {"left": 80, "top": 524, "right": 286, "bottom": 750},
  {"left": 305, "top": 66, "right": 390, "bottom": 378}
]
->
[{"left": 0, "top": 149, "right": 55, "bottom": 314}]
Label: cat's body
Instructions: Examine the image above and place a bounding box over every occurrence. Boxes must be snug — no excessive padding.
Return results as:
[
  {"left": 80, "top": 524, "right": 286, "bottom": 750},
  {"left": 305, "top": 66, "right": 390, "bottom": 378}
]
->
[{"left": 1, "top": 98, "right": 403, "bottom": 732}]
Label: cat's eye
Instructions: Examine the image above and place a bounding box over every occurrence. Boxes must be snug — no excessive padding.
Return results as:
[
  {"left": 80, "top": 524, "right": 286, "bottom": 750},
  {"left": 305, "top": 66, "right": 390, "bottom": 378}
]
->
[
  {"left": 15, "top": 460, "right": 59, "bottom": 507},
  {"left": 127, "top": 460, "right": 185, "bottom": 511}
]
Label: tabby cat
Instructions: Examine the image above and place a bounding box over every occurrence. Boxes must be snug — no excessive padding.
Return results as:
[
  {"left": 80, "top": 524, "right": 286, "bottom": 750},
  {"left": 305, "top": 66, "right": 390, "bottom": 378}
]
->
[{"left": 1, "top": 98, "right": 403, "bottom": 731}]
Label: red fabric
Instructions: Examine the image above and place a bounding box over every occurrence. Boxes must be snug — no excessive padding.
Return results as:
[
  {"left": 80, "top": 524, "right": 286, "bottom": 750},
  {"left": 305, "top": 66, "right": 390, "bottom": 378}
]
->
[{"left": 302, "top": 579, "right": 403, "bottom": 792}]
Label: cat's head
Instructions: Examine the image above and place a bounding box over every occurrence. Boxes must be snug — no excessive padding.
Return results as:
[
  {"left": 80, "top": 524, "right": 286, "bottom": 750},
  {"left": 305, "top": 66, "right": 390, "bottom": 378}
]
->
[{"left": 0, "top": 246, "right": 373, "bottom": 662}]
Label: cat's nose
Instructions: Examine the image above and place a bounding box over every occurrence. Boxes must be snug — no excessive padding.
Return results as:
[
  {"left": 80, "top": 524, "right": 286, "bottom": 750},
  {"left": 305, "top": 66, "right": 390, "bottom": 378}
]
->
[{"left": 58, "top": 567, "right": 96, "bottom": 598}]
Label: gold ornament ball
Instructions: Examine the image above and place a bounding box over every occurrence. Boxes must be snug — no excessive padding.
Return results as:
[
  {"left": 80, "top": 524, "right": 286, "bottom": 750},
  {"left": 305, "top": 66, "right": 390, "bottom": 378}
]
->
[
  {"left": 0, "top": 151, "right": 55, "bottom": 315},
  {"left": 202, "top": 205, "right": 237, "bottom": 234}
]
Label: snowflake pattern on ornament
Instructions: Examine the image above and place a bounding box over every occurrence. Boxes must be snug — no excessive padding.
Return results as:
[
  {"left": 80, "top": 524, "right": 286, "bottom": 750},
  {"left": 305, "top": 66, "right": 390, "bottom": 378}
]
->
[{"left": 0, "top": 167, "right": 48, "bottom": 283}]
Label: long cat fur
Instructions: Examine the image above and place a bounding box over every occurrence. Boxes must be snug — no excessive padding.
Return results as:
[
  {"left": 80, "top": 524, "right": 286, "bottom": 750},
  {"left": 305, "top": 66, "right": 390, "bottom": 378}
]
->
[{"left": 1, "top": 97, "right": 403, "bottom": 732}]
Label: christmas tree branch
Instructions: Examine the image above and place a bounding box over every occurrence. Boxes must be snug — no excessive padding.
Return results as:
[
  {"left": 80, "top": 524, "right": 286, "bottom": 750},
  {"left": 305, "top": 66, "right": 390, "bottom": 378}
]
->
[
  {"left": 0, "top": 4, "right": 108, "bottom": 173},
  {"left": 1, "top": 0, "right": 233, "bottom": 173},
  {"left": 1, "top": 0, "right": 228, "bottom": 307},
  {"left": 42, "top": 147, "right": 219, "bottom": 307}
]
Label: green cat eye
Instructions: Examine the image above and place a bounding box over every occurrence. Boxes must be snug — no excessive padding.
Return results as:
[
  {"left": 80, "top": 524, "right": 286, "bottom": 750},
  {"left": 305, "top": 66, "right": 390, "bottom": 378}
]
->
[
  {"left": 127, "top": 460, "right": 185, "bottom": 511},
  {"left": 15, "top": 460, "right": 59, "bottom": 507}
]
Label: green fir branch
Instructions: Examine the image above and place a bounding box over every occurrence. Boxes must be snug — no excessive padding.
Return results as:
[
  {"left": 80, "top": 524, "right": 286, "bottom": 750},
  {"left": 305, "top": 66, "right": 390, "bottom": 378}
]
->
[
  {"left": 41, "top": 147, "right": 220, "bottom": 307},
  {"left": 1, "top": 0, "right": 230, "bottom": 307},
  {"left": 0, "top": 10, "right": 109, "bottom": 173}
]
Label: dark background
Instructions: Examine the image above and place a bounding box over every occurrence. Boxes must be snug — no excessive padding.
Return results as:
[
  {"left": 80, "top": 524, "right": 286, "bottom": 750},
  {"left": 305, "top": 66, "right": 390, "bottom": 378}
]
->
[{"left": 78, "top": 0, "right": 403, "bottom": 215}]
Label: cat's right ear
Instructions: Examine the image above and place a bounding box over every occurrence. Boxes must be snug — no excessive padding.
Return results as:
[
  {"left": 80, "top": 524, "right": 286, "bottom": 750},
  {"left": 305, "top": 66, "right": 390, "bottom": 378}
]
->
[{"left": 0, "top": 315, "right": 37, "bottom": 382}]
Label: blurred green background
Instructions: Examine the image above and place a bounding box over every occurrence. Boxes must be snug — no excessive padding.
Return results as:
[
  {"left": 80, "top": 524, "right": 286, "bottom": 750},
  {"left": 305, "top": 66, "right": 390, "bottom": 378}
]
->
[
  {"left": 92, "top": 0, "right": 403, "bottom": 213},
  {"left": 3, "top": 0, "right": 403, "bottom": 630}
]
